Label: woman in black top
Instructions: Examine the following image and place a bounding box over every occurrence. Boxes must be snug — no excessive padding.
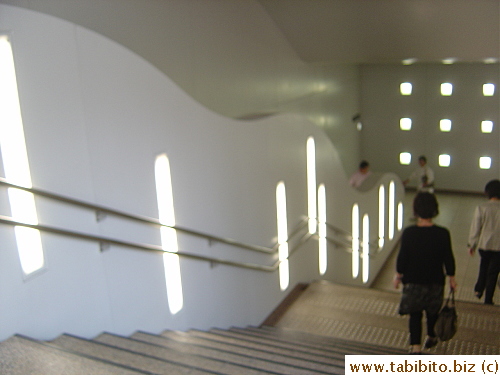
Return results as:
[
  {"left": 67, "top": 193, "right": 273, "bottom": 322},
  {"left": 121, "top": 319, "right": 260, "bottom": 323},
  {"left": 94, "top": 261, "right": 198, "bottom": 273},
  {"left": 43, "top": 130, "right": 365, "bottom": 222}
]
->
[{"left": 394, "top": 193, "right": 457, "bottom": 354}]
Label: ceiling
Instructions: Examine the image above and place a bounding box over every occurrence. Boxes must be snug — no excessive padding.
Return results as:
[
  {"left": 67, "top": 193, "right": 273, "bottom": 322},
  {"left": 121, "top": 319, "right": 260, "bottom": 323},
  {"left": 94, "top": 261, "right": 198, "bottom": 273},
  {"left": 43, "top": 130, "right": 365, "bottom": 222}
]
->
[{"left": 257, "top": 0, "right": 500, "bottom": 64}]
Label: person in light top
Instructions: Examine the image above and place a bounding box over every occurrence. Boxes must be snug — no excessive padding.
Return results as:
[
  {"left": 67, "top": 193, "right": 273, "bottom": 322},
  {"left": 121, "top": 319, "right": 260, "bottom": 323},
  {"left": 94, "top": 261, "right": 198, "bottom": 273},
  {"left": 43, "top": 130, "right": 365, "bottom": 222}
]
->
[
  {"left": 403, "top": 155, "right": 434, "bottom": 193},
  {"left": 349, "top": 160, "right": 372, "bottom": 188},
  {"left": 468, "top": 179, "right": 500, "bottom": 305}
]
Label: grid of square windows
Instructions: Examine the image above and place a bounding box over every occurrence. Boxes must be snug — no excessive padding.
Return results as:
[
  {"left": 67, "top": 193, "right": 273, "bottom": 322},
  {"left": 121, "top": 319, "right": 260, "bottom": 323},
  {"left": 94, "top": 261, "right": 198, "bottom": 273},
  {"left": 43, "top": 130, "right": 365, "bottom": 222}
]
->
[{"left": 399, "top": 82, "right": 496, "bottom": 169}]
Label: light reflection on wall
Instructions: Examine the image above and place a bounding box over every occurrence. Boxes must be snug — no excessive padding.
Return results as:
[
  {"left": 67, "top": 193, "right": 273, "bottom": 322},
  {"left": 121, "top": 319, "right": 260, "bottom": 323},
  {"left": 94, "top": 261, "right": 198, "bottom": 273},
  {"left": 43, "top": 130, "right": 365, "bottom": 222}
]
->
[
  {"left": 352, "top": 203, "right": 359, "bottom": 278},
  {"left": 155, "top": 154, "right": 183, "bottom": 314},
  {"left": 378, "top": 185, "right": 385, "bottom": 249},
  {"left": 362, "top": 214, "right": 370, "bottom": 283},
  {"left": 306, "top": 137, "right": 317, "bottom": 234},
  {"left": 0, "top": 35, "right": 44, "bottom": 276},
  {"left": 276, "top": 181, "right": 289, "bottom": 290},
  {"left": 388, "top": 181, "right": 395, "bottom": 240},
  {"left": 318, "top": 184, "right": 327, "bottom": 275}
]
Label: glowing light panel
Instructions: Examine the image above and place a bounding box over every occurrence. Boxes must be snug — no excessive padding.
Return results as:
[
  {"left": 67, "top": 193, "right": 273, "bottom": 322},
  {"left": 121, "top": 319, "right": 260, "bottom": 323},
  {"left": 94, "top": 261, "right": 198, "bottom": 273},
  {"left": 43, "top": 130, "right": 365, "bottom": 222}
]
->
[
  {"left": 479, "top": 157, "right": 492, "bottom": 170},
  {"left": 388, "top": 181, "right": 395, "bottom": 240},
  {"left": 441, "top": 83, "right": 453, "bottom": 96},
  {"left": 440, "top": 119, "right": 452, "bottom": 132},
  {"left": 400, "top": 82, "right": 412, "bottom": 95},
  {"left": 439, "top": 154, "right": 451, "bottom": 167},
  {"left": 352, "top": 204, "right": 359, "bottom": 278},
  {"left": 442, "top": 58, "right": 456, "bottom": 65},
  {"left": 307, "top": 137, "right": 317, "bottom": 234},
  {"left": 400, "top": 118, "right": 412, "bottom": 131},
  {"left": 318, "top": 184, "right": 327, "bottom": 275},
  {"left": 276, "top": 181, "right": 289, "bottom": 290},
  {"left": 155, "top": 154, "right": 183, "bottom": 314},
  {"left": 482, "top": 120, "right": 494, "bottom": 133},
  {"left": 0, "top": 35, "right": 44, "bottom": 276},
  {"left": 400, "top": 152, "right": 412, "bottom": 165},
  {"left": 378, "top": 185, "right": 385, "bottom": 249},
  {"left": 397, "top": 202, "right": 404, "bottom": 230},
  {"left": 483, "top": 83, "right": 495, "bottom": 96},
  {"left": 362, "top": 214, "right": 370, "bottom": 284}
]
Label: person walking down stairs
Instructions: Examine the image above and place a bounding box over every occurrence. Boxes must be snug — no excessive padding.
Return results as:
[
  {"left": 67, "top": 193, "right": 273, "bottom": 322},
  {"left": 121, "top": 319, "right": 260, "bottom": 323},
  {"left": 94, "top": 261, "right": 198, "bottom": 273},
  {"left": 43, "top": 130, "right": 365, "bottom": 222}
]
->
[
  {"left": 468, "top": 179, "right": 500, "bottom": 305},
  {"left": 394, "top": 192, "right": 457, "bottom": 354}
]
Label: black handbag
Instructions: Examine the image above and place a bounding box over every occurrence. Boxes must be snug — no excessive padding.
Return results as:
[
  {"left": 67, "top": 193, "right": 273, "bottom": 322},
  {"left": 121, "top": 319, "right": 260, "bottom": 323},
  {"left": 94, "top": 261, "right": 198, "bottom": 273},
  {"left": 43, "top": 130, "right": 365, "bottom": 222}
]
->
[{"left": 434, "top": 290, "right": 457, "bottom": 341}]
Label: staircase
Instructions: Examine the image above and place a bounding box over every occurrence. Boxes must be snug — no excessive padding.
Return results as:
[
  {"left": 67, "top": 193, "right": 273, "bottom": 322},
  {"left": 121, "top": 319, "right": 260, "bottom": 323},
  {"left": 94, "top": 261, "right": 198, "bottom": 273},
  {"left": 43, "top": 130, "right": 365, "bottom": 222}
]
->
[
  {"left": 2, "top": 280, "right": 497, "bottom": 373},
  {"left": 0, "top": 325, "right": 405, "bottom": 374}
]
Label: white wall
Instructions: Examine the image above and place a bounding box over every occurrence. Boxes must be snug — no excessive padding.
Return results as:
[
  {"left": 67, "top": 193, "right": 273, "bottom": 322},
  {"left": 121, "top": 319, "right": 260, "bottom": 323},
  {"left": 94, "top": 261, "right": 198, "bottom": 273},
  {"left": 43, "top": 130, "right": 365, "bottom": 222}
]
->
[
  {"left": 360, "top": 64, "right": 499, "bottom": 192},
  {"left": 0, "top": 0, "right": 362, "bottom": 176},
  {"left": 0, "top": 5, "right": 402, "bottom": 341}
]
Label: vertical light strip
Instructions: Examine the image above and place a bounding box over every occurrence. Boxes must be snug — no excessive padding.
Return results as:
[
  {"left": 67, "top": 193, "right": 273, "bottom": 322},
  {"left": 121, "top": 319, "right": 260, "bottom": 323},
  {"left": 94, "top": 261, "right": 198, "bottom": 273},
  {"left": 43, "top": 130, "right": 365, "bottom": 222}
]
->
[
  {"left": 306, "top": 137, "right": 317, "bottom": 234},
  {"left": 352, "top": 203, "right": 359, "bottom": 278},
  {"left": 318, "top": 184, "right": 327, "bottom": 275},
  {"left": 0, "top": 35, "right": 44, "bottom": 276},
  {"left": 397, "top": 202, "right": 404, "bottom": 230},
  {"left": 378, "top": 185, "right": 385, "bottom": 249},
  {"left": 362, "top": 214, "right": 370, "bottom": 283},
  {"left": 155, "top": 154, "right": 183, "bottom": 314},
  {"left": 388, "top": 181, "right": 395, "bottom": 240},
  {"left": 276, "top": 181, "right": 289, "bottom": 290}
]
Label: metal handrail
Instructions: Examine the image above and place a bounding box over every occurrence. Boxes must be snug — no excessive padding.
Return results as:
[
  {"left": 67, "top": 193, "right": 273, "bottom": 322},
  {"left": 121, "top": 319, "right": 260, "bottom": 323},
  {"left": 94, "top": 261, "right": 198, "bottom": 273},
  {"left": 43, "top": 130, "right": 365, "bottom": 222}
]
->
[
  {"left": 0, "top": 178, "right": 274, "bottom": 254},
  {"left": 0, "top": 178, "right": 358, "bottom": 272},
  {"left": 0, "top": 215, "right": 277, "bottom": 272}
]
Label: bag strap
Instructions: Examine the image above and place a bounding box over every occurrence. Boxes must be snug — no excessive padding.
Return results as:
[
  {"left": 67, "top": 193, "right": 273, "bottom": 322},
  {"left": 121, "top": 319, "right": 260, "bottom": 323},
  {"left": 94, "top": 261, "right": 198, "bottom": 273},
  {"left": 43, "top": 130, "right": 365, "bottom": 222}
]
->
[{"left": 446, "top": 289, "right": 455, "bottom": 307}]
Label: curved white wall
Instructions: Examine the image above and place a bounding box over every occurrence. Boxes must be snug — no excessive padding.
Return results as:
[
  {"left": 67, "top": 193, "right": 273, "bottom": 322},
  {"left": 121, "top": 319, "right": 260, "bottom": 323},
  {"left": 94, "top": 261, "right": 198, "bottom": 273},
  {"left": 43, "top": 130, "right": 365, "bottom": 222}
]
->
[{"left": 0, "top": 4, "right": 403, "bottom": 340}]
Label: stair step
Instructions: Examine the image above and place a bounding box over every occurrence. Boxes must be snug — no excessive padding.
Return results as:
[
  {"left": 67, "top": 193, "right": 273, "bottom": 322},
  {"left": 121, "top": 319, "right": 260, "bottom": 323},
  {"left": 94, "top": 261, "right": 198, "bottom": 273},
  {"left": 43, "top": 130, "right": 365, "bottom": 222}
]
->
[
  {"left": 0, "top": 335, "right": 147, "bottom": 375},
  {"left": 188, "top": 328, "right": 346, "bottom": 359},
  {"left": 160, "top": 329, "right": 345, "bottom": 369},
  {"left": 131, "top": 331, "right": 337, "bottom": 375},
  {"left": 206, "top": 327, "right": 384, "bottom": 356},
  {"left": 50, "top": 334, "right": 217, "bottom": 375},
  {"left": 97, "top": 332, "right": 278, "bottom": 375},
  {"left": 244, "top": 325, "right": 407, "bottom": 355},
  {"left": 176, "top": 329, "right": 346, "bottom": 365}
]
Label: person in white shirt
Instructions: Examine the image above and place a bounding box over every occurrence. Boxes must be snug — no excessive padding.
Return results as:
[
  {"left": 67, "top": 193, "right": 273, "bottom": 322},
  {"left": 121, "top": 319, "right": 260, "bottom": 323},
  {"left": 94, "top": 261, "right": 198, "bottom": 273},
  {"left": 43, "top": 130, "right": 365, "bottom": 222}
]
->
[
  {"left": 349, "top": 160, "right": 372, "bottom": 188},
  {"left": 403, "top": 155, "right": 434, "bottom": 193},
  {"left": 468, "top": 179, "right": 500, "bottom": 305}
]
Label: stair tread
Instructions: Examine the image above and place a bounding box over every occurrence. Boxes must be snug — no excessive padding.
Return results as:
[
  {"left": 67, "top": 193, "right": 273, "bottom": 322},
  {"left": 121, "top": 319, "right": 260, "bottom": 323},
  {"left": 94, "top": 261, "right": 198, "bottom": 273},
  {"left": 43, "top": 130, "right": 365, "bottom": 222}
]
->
[
  {"left": 0, "top": 335, "right": 146, "bottom": 375},
  {"left": 184, "top": 329, "right": 348, "bottom": 358},
  {"left": 132, "top": 332, "right": 332, "bottom": 374},
  {"left": 207, "top": 327, "right": 395, "bottom": 355},
  {"left": 244, "top": 325, "right": 408, "bottom": 354},
  {"left": 162, "top": 329, "right": 345, "bottom": 367},
  {"left": 51, "top": 334, "right": 220, "bottom": 375}
]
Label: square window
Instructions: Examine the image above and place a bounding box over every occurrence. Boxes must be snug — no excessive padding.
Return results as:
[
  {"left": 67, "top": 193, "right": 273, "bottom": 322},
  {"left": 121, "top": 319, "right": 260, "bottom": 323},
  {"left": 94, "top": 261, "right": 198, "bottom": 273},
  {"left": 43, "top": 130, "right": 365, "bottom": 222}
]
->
[
  {"left": 439, "top": 154, "right": 451, "bottom": 167},
  {"left": 479, "top": 157, "right": 492, "bottom": 169},
  {"left": 483, "top": 83, "right": 495, "bottom": 96},
  {"left": 400, "top": 152, "right": 412, "bottom": 165},
  {"left": 400, "top": 82, "right": 412, "bottom": 95},
  {"left": 441, "top": 83, "right": 453, "bottom": 96},
  {"left": 481, "top": 120, "right": 494, "bottom": 133},
  {"left": 440, "top": 119, "right": 452, "bottom": 132},
  {"left": 400, "top": 118, "right": 412, "bottom": 131}
]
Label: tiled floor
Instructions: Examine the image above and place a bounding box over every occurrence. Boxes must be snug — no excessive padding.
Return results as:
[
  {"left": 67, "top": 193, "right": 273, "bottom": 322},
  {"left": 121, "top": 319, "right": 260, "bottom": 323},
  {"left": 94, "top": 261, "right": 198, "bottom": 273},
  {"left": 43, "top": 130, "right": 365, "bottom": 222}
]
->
[
  {"left": 274, "top": 281, "right": 500, "bottom": 355},
  {"left": 273, "top": 191, "right": 500, "bottom": 355}
]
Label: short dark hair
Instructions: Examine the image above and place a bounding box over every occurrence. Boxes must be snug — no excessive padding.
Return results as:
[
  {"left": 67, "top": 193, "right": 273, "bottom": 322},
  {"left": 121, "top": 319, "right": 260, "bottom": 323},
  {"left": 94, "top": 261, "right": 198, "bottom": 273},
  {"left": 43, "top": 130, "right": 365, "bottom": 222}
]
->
[
  {"left": 484, "top": 179, "right": 500, "bottom": 199},
  {"left": 359, "top": 160, "right": 369, "bottom": 169},
  {"left": 418, "top": 155, "right": 427, "bottom": 163},
  {"left": 413, "top": 192, "right": 439, "bottom": 219}
]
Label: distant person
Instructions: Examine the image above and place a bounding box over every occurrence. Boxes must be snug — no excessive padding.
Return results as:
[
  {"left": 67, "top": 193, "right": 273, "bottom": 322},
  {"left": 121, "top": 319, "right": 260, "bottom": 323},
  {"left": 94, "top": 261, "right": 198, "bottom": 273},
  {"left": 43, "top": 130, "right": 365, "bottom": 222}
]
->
[
  {"left": 349, "top": 160, "right": 372, "bottom": 188},
  {"left": 394, "top": 192, "right": 456, "bottom": 354},
  {"left": 403, "top": 156, "right": 434, "bottom": 193},
  {"left": 467, "top": 179, "right": 500, "bottom": 305}
]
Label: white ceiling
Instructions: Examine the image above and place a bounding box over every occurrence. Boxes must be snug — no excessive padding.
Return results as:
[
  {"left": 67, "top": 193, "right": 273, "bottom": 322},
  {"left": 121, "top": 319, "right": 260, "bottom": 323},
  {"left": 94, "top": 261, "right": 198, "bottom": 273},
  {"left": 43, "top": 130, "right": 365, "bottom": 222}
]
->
[{"left": 257, "top": 0, "right": 500, "bottom": 64}]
